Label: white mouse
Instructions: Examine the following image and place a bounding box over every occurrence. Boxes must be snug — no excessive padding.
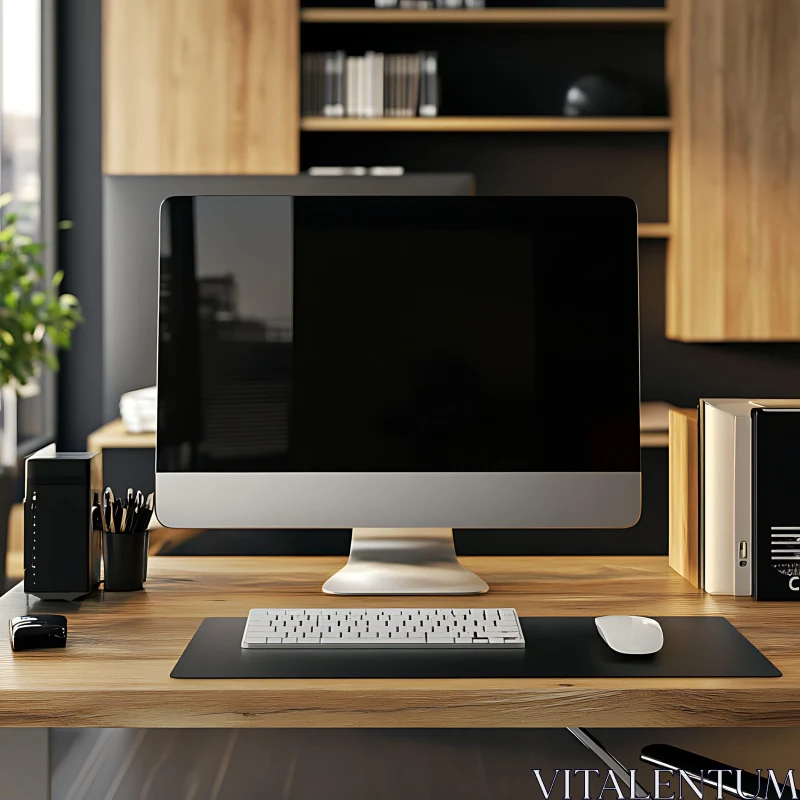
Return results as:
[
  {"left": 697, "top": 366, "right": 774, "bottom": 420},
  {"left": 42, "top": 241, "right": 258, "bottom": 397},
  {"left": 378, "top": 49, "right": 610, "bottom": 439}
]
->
[{"left": 595, "top": 615, "right": 664, "bottom": 655}]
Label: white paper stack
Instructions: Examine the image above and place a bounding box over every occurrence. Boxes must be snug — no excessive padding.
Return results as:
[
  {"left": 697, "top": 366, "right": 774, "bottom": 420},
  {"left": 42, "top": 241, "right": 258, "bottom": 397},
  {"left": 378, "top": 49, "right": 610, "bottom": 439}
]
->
[{"left": 120, "top": 386, "right": 157, "bottom": 434}]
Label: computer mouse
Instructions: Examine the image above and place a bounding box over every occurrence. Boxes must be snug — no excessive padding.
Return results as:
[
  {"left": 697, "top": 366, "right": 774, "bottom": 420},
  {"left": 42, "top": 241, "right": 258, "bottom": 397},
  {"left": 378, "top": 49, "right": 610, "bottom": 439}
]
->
[
  {"left": 595, "top": 615, "right": 663, "bottom": 655},
  {"left": 9, "top": 614, "right": 67, "bottom": 651}
]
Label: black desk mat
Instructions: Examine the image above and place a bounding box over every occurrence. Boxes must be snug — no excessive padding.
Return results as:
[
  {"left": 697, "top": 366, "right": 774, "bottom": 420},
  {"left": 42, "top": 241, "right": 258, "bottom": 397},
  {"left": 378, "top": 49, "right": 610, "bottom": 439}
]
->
[{"left": 171, "top": 617, "right": 780, "bottom": 679}]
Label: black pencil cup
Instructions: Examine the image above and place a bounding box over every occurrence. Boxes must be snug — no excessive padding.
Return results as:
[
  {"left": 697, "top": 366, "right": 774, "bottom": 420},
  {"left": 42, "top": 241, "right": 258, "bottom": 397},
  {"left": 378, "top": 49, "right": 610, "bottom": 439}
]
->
[{"left": 103, "top": 531, "right": 149, "bottom": 592}]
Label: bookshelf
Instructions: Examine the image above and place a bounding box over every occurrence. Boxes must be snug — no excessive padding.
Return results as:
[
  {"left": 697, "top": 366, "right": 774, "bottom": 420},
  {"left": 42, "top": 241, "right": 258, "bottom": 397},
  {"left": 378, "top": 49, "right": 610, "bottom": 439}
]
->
[
  {"left": 300, "top": 8, "right": 672, "bottom": 25},
  {"left": 300, "top": 8, "right": 670, "bottom": 223},
  {"left": 301, "top": 116, "right": 672, "bottom": 133}
]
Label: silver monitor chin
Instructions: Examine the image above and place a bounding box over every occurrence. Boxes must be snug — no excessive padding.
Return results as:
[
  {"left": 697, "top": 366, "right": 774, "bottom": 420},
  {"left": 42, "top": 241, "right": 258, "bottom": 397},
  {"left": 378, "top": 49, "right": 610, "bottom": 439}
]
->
[{"left": 156, "top": 471, "right": 641, "bottom": 595}]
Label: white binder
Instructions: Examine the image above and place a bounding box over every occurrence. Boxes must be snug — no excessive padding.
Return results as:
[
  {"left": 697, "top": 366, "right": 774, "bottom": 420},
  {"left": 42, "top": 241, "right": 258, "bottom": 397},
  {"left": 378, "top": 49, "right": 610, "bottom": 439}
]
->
[{"left": 702, "top": 399, "right": 754, "bottom": 596}]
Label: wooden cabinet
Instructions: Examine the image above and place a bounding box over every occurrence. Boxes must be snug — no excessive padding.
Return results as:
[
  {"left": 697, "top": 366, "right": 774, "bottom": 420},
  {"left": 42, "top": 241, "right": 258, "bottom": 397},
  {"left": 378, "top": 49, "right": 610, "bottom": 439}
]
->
[
  {"left": 102, "top": 0, "right": 299, "bottom": 175},
  {"left": 667, "top": 0, "right": 800, "bottom": 341}
]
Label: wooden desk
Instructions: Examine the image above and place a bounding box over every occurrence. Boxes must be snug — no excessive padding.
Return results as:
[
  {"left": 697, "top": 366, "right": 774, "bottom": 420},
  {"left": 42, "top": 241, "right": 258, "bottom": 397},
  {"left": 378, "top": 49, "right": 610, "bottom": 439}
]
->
[{"left": 0, "top": 555, "right": 798, "bottom": 730}]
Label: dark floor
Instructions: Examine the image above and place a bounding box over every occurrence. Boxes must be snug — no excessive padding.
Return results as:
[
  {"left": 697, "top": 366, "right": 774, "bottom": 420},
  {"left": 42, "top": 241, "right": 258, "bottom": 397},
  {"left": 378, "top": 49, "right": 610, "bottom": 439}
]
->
[{"left": 50, "top": 728, "right": 800, "bottom": 800}]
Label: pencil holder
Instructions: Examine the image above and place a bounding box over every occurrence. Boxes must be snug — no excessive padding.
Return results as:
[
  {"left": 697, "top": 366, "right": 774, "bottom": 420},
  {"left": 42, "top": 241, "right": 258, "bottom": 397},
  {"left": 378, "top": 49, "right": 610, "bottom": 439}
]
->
[{"left": 103, "top": 531, "right": 149, "bottom": 592}]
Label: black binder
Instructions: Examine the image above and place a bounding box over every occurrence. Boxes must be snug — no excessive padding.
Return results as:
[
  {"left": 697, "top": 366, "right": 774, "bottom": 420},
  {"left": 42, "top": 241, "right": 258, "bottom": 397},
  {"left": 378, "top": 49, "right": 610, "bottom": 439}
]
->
[{"left": 752, "top": 407, "right": 800, "bottom": 600}]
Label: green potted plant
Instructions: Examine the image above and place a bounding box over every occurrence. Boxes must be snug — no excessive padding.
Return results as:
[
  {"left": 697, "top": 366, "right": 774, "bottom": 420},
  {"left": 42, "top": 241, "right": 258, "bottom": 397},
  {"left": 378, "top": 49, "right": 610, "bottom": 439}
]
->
[{"left": 0, "top": 193, "right": 83, "bottom": 465}]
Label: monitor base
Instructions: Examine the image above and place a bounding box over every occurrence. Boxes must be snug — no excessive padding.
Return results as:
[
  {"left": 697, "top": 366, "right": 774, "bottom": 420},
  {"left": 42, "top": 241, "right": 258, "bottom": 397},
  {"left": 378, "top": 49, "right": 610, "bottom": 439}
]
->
[{"left": 322, "top": 528, "right": 489, "bottom": 595}]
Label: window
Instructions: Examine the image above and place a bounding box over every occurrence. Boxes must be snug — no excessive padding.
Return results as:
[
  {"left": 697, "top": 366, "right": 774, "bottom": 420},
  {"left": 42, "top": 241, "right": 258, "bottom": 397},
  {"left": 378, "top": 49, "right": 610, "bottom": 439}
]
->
[{"left": 0, "top": 0, "right": 55, "bottom": 464}]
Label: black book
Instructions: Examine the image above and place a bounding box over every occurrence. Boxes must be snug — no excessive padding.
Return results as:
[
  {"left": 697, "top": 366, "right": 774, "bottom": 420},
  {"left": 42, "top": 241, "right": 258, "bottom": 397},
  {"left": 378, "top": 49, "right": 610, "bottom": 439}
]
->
[
  {"left": 301, "top": 53, "right": 311, "bottom": 117},
  {"left": 752, "top": 407, "right": 800, "bottom": 600}
]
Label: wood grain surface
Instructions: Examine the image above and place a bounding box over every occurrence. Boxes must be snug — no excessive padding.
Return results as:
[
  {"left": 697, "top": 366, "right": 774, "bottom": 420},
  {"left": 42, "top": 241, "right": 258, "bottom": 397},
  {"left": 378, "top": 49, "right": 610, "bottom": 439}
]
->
[
  {"left": 103, "top": 0, "right": 299, "bottom": 174},
  {"left": 300, "top": 117, "right": 672, "bottom": 133},
  {"left": 87, "top": 419, "right": 155, "bottom": 451},
  {"left": 668, "top": 409, "right": 700, "bottom": 587},
  {"left": 666, "top": 0, "right": 800, "bottom": 341},
  {"left": 1, "top": 556, "right": 799, "bottom": 729},
  {"left": 300, "top": 7, "right": 672, "bottom": 24},
  {"left": 637, "top": 223, "right": 671, "bottom": 239}
]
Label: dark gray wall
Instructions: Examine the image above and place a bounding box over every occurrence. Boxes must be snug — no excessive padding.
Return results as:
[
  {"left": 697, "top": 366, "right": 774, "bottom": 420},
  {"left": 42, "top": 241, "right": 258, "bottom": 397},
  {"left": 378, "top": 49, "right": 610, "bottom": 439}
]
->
[{"left": 56, "top": 0, "right": 104, "bottom": 452}]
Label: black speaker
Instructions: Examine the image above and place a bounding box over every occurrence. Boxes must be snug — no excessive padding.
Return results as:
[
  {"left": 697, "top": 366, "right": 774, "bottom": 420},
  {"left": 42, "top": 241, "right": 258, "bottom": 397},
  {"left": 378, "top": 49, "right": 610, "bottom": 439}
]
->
[{"left": 24, "top": 447, "right": 102, "bottom": 600}]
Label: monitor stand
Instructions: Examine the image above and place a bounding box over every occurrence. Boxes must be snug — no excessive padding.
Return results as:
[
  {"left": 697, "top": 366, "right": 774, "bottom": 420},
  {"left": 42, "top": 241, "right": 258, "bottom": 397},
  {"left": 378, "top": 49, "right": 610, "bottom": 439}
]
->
[{"left": 322, "top": 528, "right": 489, "bottom": 595}]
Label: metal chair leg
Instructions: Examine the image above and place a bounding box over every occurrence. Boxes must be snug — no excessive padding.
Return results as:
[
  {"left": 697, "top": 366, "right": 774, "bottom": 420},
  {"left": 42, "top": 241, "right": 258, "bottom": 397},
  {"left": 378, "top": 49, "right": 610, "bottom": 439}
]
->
[{"left": 568, "top": 728, "right": 650, "bottom": 798}]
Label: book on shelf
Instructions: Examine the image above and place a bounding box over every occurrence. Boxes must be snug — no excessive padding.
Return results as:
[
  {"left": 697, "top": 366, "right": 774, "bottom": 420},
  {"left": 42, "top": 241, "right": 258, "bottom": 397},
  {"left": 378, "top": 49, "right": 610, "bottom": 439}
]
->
[
  {"left": 323, "top": 51, "right": 345, "bottom": 118},
  {"left": 419, "top": 52, "right": 438, "bottom": 117},
  {"left": 303, "top": 51, "right": 439, "bottom": 119},
  {"left": 346, "top": 56, "right": 357, "bottom": 118}
]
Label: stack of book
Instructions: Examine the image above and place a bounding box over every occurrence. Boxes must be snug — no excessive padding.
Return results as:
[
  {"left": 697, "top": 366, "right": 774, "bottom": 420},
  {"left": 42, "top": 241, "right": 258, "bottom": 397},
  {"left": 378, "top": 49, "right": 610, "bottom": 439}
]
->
[{"left": 302, "top": 51, "right": 439, "bottom": 118}]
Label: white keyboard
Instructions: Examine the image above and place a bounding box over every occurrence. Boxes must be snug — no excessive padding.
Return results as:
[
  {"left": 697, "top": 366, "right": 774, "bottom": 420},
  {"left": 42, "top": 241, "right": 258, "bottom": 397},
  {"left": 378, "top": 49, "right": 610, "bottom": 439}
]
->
[{"left": 241, "top": 608, "right": 526, "bottom": 649}]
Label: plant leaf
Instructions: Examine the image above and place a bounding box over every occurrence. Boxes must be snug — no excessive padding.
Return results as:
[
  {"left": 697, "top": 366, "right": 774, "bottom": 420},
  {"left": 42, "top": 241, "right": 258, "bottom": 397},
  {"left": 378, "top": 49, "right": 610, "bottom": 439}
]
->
[
  {"left": 0, "top": 194, "right": 83, "bottom": 384},
  {"left": 57, "top": 220, "right": 73, "bottom": 230},
  {"left": 0, "top": 193, "right": 12, "bottom": 209}
]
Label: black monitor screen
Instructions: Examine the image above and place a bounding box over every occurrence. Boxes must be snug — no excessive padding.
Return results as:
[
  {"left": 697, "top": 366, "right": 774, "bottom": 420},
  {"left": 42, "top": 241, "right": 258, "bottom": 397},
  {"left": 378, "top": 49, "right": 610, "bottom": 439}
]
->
[{"left": 157, "top": 196, "right": 640, "bottom": 473}]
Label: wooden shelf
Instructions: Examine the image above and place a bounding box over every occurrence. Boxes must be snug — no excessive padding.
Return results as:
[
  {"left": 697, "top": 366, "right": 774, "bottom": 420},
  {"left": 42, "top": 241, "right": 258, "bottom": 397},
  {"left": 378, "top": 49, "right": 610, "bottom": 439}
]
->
[
  {"left": 301, "top": 116, "right": 673, "bottom": 133},
  {"left": 300, "top": 8, "right": 672, "bottom": 25},
  {"left": 638, "top": 222, "right": 671, "bottom": 239},
  {"left": 640, "top": 401, "right": 686, "bottom": 448},
  {"left": 640, "top": 431, "right": 669, "bottom": 448}
]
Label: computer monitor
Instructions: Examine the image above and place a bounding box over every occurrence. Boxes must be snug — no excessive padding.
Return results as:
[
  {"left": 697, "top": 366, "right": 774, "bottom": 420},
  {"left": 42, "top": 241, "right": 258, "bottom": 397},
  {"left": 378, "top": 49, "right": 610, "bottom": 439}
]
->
[{"left": 156, "top": 195, "right": 641, "bottom": 595}]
